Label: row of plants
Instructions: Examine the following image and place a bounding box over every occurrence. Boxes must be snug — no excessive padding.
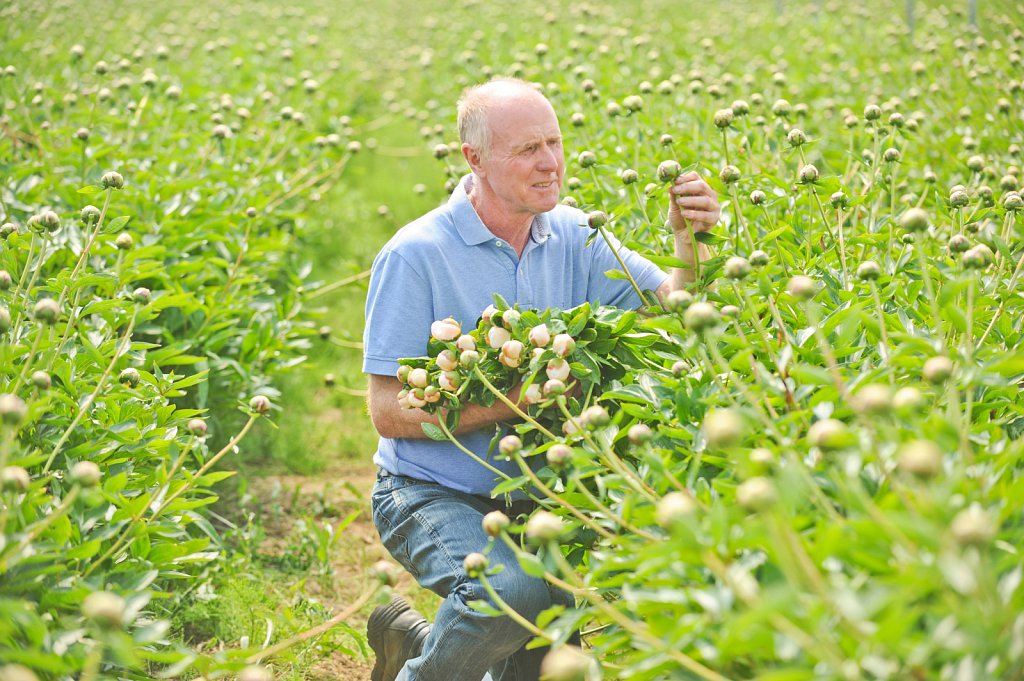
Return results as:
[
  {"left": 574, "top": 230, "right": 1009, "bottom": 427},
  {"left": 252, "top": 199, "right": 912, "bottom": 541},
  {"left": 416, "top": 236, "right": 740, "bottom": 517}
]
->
[
  {"left": 0, "top": 0, "right": 389, "bottom": 676},
  {"left": 390, "top": 2, "right": 1024, "bottom": 678}
]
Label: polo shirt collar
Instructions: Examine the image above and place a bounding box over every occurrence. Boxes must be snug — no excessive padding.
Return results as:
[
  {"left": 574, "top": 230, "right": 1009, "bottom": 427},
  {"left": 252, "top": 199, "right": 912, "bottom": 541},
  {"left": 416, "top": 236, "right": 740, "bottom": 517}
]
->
[
  {"left": 449, "top": 175, "right": 496, "bottom": 246},
  {"left": 449, "top": 174, "right": 553, "bottom": 247}
]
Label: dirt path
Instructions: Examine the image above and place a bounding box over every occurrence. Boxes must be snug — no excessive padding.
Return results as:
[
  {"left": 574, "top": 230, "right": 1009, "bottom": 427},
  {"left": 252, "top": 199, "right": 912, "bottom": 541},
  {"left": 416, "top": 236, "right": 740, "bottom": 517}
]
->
[{"left": 247, "top": 461, "right": 433, "bottom": 681}]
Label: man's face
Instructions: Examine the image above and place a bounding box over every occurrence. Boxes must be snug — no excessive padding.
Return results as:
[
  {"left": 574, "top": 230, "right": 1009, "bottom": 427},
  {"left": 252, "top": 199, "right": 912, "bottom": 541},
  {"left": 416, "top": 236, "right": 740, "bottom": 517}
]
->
[{"left": 475, "top": 92, "right": 565, "bottom": 217}]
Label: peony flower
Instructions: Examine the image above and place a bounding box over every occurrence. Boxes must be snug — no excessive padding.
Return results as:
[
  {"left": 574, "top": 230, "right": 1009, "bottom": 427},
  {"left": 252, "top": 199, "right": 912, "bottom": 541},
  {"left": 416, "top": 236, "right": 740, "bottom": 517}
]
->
[
  {"left": 408, "top": 368, "right": 429, "bottom": 388},
  {"left": 438, "top": 371, "right": 461, "bottom": 392},
  {"left": 552, "top": 334, "right": 576, "bottom": 357},
  {"left": 436, "top": 349, "right": 459, "bottom": 372},
  {"left": 528, "top": 324, "right": 551, "bottom": 347},
  {"left": 431, "top": 317, "right": 461, "bottom": 342},
  {"left": 500, "top": 340, "right": 524, "bottom": 368},
  {"left": 488, "top": 325, "right": 512, "bottom": 348},
  {"left": 546, "top": 358, "right": 571, "bottom": 382},
  {"left": 521, "top": 383, "right": 543, "bottom": 404}
]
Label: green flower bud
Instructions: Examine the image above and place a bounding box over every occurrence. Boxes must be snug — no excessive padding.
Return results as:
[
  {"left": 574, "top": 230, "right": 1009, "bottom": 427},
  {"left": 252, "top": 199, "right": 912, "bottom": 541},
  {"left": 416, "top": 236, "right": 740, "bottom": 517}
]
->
[
  {"left": 719, "top": 165, "right": 741, "bottom": 184},
  {"left": 798, "top": 164, "right": 819, "bottom": 184},
  {"left": 749, "top": 250, "right": 769, "bottom": 267},
  {"left": 786, "top": 128, "right": 807, "bottom": 147},
  {"left": 82, "top": 591, "right": 126, "bottom": 628},
  {"left": 702, "top": 409, "right": 744, "bottom": 448},
  {"left": 923, "top": 356, "right": 954, "bottom": 384},
  {"left": 787, "top": 275, "right": 816, "bottom": 300},
  {"left": 683, "top": 301, "right": 719, "bottom": 332},
  {"left": 249, "top": 395, "right": 272, "bottom": 414},
  {"left": 723, "top": 256, "right": 751, "bottom": 280},
  {"left": 736, "top": 477, "right": 777, "bottom": 510},
  {"left": 900, "top": 207, "right": 930, "bottom": 233},
  {"left": 577, "top": 151, "right": 597, "bottom": 168},
  {"left": 713, "top": 108, "right": 734, "bottom": 129},
  {"left": 463, "top": 552, "right": 489, "bottom": 578},
  {"left": 525, "top": 510, "right": 563, "bottom": 544},
  {"left": 586, "top": 211, "right": 607, "bottom": 229},
  {"left": 70, "top": 460, "right": 101, "bottom": 487},
  {"left": 657, "top": 159, "right": 682, "bottom": 183},
  {"left": 0, "top": 394, "right": 26, "bottom": 426},
  {"left": 897, "top": 440, "right": 942, "bottom": 478},
  {"left": 100, "top": 171, "right": 125, "bottom": 189},
  {"left": 33, "top": 299, "right": 60, "bottom": 325},
  {"left": 31, "top": 371, "right": 50, "bottom": 390},
  {"left": 0, "top": 466, "right": 30, "bottom": 493},
  {"left": 749, "top": 190, "right": 766, "bottom": 205},
  {"left": 80, "top": 205, "right": 101, "bottom": 223},
  {"left": 483, "top": 510, "right": 510, "bottom": 537}
]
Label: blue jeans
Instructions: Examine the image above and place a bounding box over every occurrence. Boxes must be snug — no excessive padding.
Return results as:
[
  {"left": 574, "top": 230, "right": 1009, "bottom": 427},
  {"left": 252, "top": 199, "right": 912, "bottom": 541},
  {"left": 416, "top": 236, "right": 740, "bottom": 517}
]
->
[{"left": 371, "top": 469, "right": 574, "bottom": 681}]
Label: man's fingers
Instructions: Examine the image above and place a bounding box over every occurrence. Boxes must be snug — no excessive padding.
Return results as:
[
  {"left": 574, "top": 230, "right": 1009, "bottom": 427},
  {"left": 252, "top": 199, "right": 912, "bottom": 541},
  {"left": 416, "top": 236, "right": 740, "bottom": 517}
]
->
[
  {"left": 672, "top": 179, "right": 714, "bottom": 196},
  {"left": 675, "top": 195, "right": 716, "bottom": 210},
  {"left": 678, "top": 210, "right": 718, "bottom": 226},
  {"left": 674, "top": 170, "right": 701, "bottom": 184}
]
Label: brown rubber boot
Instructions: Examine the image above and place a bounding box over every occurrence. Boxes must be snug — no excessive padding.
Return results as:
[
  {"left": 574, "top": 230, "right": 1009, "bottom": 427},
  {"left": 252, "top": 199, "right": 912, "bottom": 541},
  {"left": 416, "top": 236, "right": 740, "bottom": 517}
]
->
[{"left": 368, "top": 596, "right": 431, "bottom": 681}]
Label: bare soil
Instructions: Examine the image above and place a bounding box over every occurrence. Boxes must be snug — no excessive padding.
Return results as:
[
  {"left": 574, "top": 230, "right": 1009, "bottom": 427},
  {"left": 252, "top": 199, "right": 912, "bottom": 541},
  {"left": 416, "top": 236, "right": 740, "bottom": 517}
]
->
[{"left": 247, "top": 462, "right": 431, "bottom": 681}]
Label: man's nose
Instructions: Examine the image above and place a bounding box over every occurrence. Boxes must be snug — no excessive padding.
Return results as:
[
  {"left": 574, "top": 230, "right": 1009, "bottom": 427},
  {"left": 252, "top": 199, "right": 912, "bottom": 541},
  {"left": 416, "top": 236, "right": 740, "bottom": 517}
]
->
[{"left": 537, "top": 144, "right": 560, "bottom": 171}]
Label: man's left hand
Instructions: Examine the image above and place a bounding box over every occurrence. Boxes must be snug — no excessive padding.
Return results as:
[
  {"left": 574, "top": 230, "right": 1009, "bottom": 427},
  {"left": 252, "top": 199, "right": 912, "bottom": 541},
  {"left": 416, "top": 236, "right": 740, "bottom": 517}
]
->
[{"left": 667, "top": 171, "right": 721, "bottom": 239}]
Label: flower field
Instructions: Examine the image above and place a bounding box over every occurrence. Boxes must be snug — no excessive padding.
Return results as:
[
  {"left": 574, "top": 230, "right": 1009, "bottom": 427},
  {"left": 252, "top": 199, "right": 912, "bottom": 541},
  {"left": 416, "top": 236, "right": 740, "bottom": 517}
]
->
[{"left": 2, "top": 0, "right": 1023, "bottom": 679}]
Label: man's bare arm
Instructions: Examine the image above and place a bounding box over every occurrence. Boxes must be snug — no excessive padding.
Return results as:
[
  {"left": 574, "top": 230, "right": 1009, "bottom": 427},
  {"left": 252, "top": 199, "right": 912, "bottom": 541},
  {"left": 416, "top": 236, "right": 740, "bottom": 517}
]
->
[{"left": 367, "top": 374, "right": 521, "bottom": 440}]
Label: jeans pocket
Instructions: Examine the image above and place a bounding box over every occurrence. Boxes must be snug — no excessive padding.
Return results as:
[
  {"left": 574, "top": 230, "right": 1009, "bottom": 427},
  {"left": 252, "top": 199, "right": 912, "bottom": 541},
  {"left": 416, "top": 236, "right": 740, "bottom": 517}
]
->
[{"left": 371, "top": 486, "right": 420, "bottom": 580}]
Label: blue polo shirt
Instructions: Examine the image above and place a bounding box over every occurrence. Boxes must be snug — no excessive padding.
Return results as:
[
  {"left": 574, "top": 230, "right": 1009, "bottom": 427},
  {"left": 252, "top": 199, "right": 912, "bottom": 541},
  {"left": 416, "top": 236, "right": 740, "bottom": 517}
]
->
[{"left": 363, "top": 174, "right": 667, "bottom": 496}]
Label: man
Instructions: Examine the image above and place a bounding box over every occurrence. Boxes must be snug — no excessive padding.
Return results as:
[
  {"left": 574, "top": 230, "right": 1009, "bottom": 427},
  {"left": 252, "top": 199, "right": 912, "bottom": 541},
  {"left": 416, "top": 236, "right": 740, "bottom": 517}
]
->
[{"left": 362, "top": 77, "right": 719, "bottom": 681}]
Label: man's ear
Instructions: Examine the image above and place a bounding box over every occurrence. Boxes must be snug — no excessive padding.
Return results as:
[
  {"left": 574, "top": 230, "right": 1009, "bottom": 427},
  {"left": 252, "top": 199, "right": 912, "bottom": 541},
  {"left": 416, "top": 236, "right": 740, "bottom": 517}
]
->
[{"left": 462, "top": 143, "right": 485, "bottom": 177}]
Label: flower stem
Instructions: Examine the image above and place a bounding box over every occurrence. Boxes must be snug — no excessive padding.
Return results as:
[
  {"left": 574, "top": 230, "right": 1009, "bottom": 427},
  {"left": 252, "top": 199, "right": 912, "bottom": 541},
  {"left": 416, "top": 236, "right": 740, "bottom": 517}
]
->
[{"left": 471, "top": 365, "right": 558, "bottom": 440}]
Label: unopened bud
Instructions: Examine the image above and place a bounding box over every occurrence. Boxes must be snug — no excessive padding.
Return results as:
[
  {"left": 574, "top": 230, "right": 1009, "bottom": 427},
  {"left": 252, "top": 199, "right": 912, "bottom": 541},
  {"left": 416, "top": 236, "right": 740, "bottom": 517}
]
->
[
  {"left": 70, "top": 460, "right": 102, "bottom": 487},
  {"left": 897, "top": 440, "right": 942, "bottom": 478},
  {"left": 702, "top": 409, "right": 745, "bottom": 448},
  {"left": 100, "top": 171, "right": 125, "bottom": 189},
  {"left": 657, "top": 160, "right": 682, "bottom": 183},
  {"left": 656, "top": 491, "right": 696, "bottom": 527},
  {"left": 249, "top": 395, "right": 272, "bottom": 414},
  {"left": 463, "top": 552, "right": 489, "bottom": 577},
  {"left": 82, "top": 591, "right": 125, "bottom": 627},
  {"left": 119, "top": 367, "right": 140, "bottom": 388},
  {"left": 923, "top": 356, "right": 954, "bottom": 384},
  {"left": 525, "top": 510, "right": 563, "bottom": 544},
  {"left": 483, "top": 510, "right": 510, "bottom": 537},
  {"left": 736, "top": 477, "right": 777, "bottom": 510}
]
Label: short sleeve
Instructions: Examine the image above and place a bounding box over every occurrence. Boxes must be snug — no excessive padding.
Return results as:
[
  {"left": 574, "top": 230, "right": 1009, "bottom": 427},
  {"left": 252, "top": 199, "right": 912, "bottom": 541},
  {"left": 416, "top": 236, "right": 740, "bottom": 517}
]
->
[
  {"left": 586, "top": 232, "right": 668, "bottom": 309},
  {"left": 363, "top": 248, "right": 434, "bottom": 376}
]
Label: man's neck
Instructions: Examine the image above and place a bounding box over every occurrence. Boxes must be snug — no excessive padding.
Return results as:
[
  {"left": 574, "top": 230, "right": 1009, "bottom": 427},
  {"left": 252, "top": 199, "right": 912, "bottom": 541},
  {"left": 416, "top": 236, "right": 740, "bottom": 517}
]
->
[{"left": 467, "top": 177, "right": 533, "bottom": 257}]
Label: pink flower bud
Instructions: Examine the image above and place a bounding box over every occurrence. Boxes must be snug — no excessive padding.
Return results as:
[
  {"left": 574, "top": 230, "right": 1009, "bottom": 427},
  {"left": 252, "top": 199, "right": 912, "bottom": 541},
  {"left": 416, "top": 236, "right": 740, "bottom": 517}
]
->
[
  {"left": 501, "top": 309, "right": 521, "bottom": 328},
  {"left": 456, "top": 335, "right": 476, "bottom": 351},
  {"left": 499, "top": 434, "right": 522, "bottom": 457},
  {"left": 436, "top": 349, "right": 459, "bottom": 372},
  {"left": 424, "top": 386, "right": 441, "bottom": 403},
  {"left": 431, "top": 317, "right": 461, "bottom": 342},
  {"left": 528, "top": 324, "right": 551, "bottom": 347},
  {"left": 501, "top": 340, "right": 523, "bottom": 361},
  {"left": 408, "top": 368, "right": 429, "bottom": 388},
  {"left": 499, "top": 350, "right": 522, "bottom": 368},
  {"left": 543, "top": 379, "right": 567, "bottom": 397},
  {"left": 407, "top": 390, "right": 426, "bottom": 409},
  {"left": 522, "top": 383, "right": 543, "bottom": 404},
  {"left": 398, "top": 390, "right": 412, "bottom": 409},
  {"left": 397, "top": 365, "right": 412, "bottom": 383},
  {"left": 460, "top": 350, "right": 480, "bottom": 368},
  {"left": 532, "top": 347, "right": 545, "bottom": 359},
  {"left": 488, "top": 326, "right": 512, "bottom": 349},
  {"left": 439, "top": 371, "right": 461, "bottom": 392},
  {"left": 552, "top": 334, "right": 576, "bottom": 357},
  {"left": 546, "top": 358, "right": 571, "bottom": 382},
  {"left": 481, "top": 304, "right": 498, "bottom": 324}
]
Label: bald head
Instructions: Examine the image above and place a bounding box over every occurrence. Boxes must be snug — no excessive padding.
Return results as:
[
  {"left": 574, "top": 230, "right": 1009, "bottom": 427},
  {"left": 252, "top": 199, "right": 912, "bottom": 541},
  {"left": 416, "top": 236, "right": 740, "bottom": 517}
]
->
[{"left": 457, "top": 78, "right": 552, "bottom": 160}]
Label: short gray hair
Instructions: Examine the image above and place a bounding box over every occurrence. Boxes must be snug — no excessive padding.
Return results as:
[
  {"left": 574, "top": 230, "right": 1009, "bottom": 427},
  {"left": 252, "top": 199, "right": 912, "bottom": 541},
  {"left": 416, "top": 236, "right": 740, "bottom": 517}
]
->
[{"left": 457, "top": 77, "right": 540, "bottom": 160}]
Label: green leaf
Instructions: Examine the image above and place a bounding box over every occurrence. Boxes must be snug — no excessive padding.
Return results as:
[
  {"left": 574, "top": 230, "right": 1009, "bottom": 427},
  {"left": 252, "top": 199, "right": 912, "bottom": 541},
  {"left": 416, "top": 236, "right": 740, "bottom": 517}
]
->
[{"left": 421, "top": 422, "right": 448, "bottom": 441}]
